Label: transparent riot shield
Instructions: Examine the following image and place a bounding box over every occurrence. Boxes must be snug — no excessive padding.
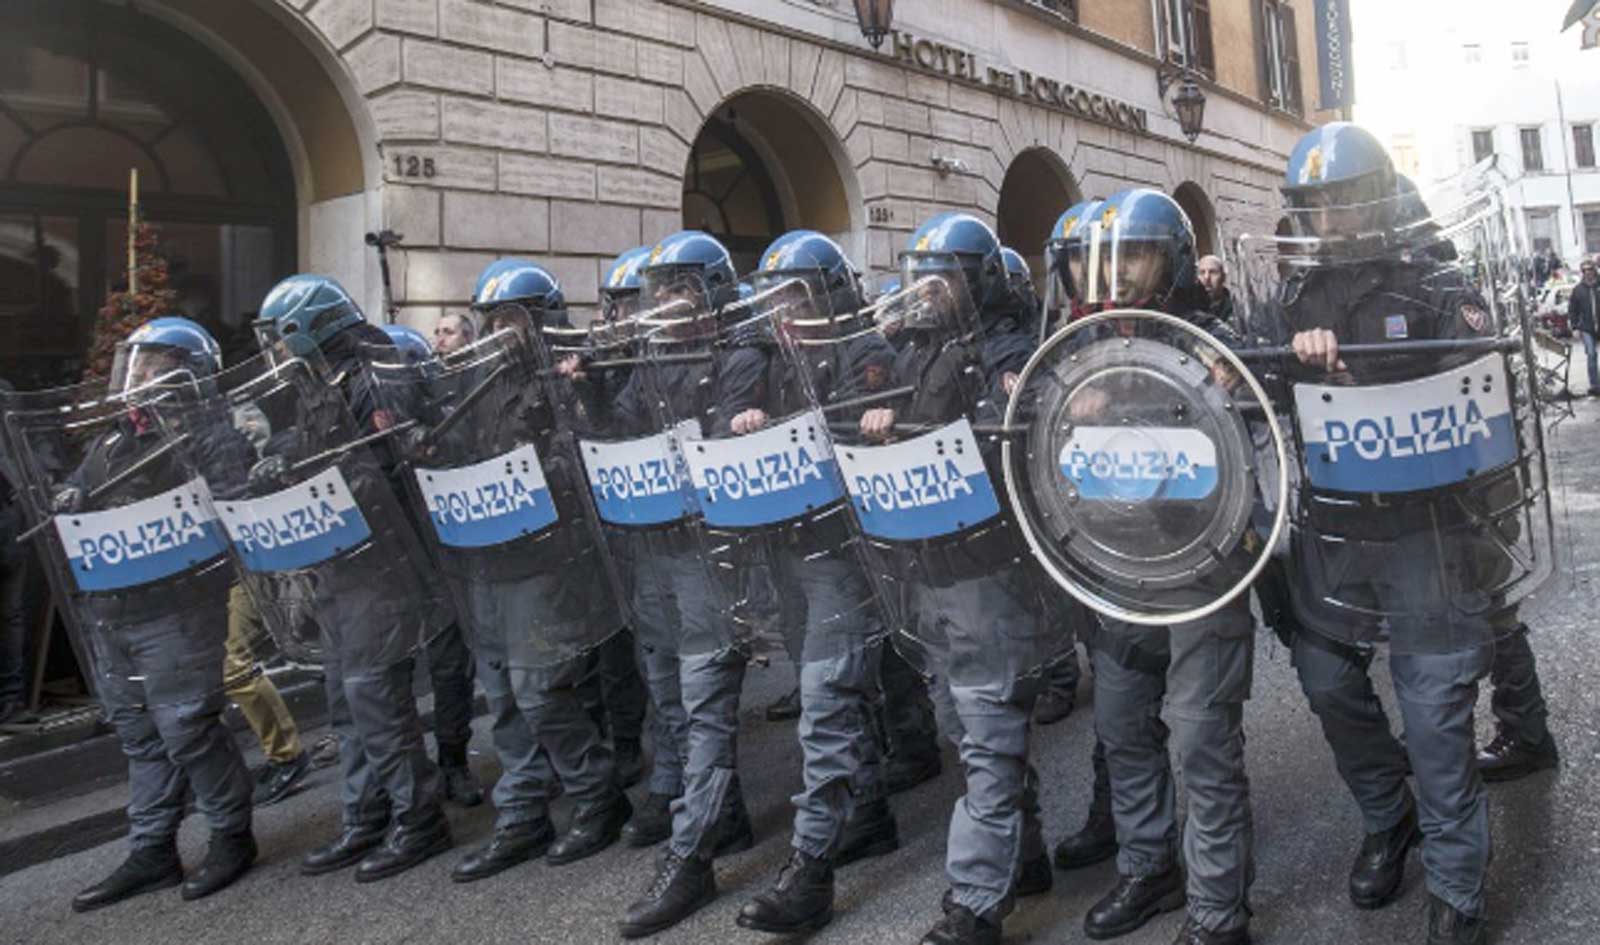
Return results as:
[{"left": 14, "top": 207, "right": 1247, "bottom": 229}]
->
[
  {"left": 637, "top": 276, "right": 876, "bottom": 659},
  {"left": 1001, "top": 308, "right": 1289, "bottom": 628},
  {"left": 1230, "top": 167, "right": 1557, "bottom": 655},
  {"left": 368, "top": 316, "right": 623, "bottom": 669},
  {"left": 832, "top": 264, "right": 1067, "bottom": 685},
  {"left": 168, "top": 351, "right": 452, "bottom": 671},
  {"left": 0, "top": 376, "right": 238, "bottom": 706}
]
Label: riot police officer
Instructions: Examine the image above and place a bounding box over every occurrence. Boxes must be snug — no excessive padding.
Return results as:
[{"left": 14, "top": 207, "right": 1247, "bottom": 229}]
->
[
  {"left": 601, "top": 231, "right": 756, "bottom": 938},
  {"left": 1274, "top": 122, "right": 1503, "bottom": 945},
  {"left": 378, "top": 323, "right": 487, "bottom": 809},
  {"left": 415, "top": 260, "right": 632, "bottom": 881},
  {"left": 856, "top": 213, "right": 1060, "bottom": 945},
  {"left": 730, "top": 230, "right": 905, "bottom": 934},
  {"left": 1063, "top": 190, "right": 1258, "bottom": 945},
  {"left": 21, "top": 318, "right": 259, "bottom": 910},
  {"left": 258, "top": 275, "right": 453, "bottom": 881}
]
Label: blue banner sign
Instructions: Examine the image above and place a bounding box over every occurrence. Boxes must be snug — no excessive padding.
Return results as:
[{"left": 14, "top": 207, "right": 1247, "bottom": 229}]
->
[
  {"left": 1059, "top": 426, "right": 1220, "bottom": 502},
  {"left": 1315, "top": 0, "right": 1355, "bottom": 110},
  {"left": 56, "top": 477, "right": 227, "bottom": 592},
  {"left": 214, "top": 467, "right": 373, "bottom": 572},
  {"left": 681, "top": 410, "right": 844, "bottom": 528},
  {"left": 415, "top": 443, "right": 558, "bottom": 548},
  {"left": 834, "top": 418, "right": 1001, "bottom": 540},
  {"left": 580, "top": 426, "right": 694, "bottom": 527},
  {"left": 1295, "top": 354, "right": 1518, "bottom": 494}
]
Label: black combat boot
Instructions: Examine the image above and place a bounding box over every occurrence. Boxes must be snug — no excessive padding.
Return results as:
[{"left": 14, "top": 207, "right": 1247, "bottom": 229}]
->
[
  {"left": 1015, "top": 853, "right": 1054, "bottom": 897},
  {"left": 620, "top": 851, "right": 717, "bottom": 938},
  {"left": 451, "top": 817, "right": 555, "bottom": 883},
  {"left": 355, "top": 808, "right": 453, "bottom": 882},
  {"left": 1349, "top": 804, "right": 1421, "bottom": 909},
  {"left": 919, "top": 903, "right": 1001, "bottom": 945},
  {"left": 1084, "top": 865, "right": 1186, "bottom": 940},
  {"left": 1171, "top": 915, "right": 1252, "bottom": 945},
  {"left": 737, "top": 849, "right": 836, "bottom": 933},
  {"left": 438, "top": 742, "right": 483, "bottom": 807},
  {"left": 1054, "top": 805, "right": 1118, "bottom": 870},
  {"left": 181, "top": 829, "right": 258, "bottom": 901},
  {"left": 547, "top": 792, "right": 633, "bottom": 865},
  {"left": 72, "top": 843, "right": 183, "bottom": 912},
  {"left": 1476, "top": 729, "right": 1559, "bottom": 783},
  {"left": 835, "top": 799, "right": 900, "bottom": 866},
  {"left": 711, "top": 788, "right": 754, "bottom": 857},
  {"left": 623, "top": 792, "right": 676, "bottom": 848},
  {"left": 1426, "top": 893, "right": 1488, "bottom": 945},
  {"left": 300, "top": 821, "right": 389, "bottom": 875}
]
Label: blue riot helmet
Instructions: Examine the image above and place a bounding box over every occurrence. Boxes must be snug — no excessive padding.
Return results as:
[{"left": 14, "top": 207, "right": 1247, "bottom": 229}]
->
[
  {"left": 261, "top": 274, "right": 365, "bottom": 359},
  {"left": 600, "top": 245, "right": 651, "bottom": 323},
  {"left": 752, "top": 230, "right": 865, "bottom": 320},
  {"left": 380, "top": 324, "right": 435, "bottom": 365},
  {"left": 1281, "top": 122, "right": 1397, "bottom": 245},
  {"left": 1000, "top": 247, "right": 1040, "bottom": 318},
  {"left": 111, "top": 315, "right": 222, "bottom": 393},
  {"left": 470, "top": 258, "right": 567, "bottom": 342},
  {"left": 1043, "top": 199, "right": 1104, "bottom": 311},
  {"left": 900, "top": 211, "right": 1005, "bottom": 312},
  {"left": 1075, "top": 189, "right": 1197, "bottom": 310},
  {"left": 638, "top": 231, "right": 738, "bottom": 321}
]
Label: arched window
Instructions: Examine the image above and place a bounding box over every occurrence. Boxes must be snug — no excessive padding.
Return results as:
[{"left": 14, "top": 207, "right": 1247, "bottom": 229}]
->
[{"left": 0, "top": 1, "right": 295, "bottom": 385}]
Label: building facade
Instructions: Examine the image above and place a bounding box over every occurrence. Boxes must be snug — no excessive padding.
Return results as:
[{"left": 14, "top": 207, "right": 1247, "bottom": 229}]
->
[
  {"left": 1353, "top": 0, "right": 1600, "bottom": 264},
  {"left": 1, "top": 0, "right": 1335, "bottom": 383}
]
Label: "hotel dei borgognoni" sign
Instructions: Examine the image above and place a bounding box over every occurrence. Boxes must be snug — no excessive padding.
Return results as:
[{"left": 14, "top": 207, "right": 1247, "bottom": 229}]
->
[{"left": 885, "top": 30, "right": 1151, "bottom": 134}]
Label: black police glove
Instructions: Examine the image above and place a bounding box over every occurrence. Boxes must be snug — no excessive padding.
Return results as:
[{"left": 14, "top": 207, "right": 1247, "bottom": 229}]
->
[
  {"left": 247, "top": 455, "right": 290, "bottom": 493},
  {"left": 51, "top": 485, "right": 85, "bottom": 514}
]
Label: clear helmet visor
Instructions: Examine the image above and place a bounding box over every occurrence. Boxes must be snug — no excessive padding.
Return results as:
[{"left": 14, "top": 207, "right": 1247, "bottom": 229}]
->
[
  {"left": 637, "top": 270, "right": 715, "bottom": 343},
  {"left": 600, "top": 288, "right": 642, "bottom": 324},
  {"left": 1071, "top": 221, "right": 1179, "bottom": 309},
  {"left": 109, "top": 342, "right": 191, "bottom": 397}
]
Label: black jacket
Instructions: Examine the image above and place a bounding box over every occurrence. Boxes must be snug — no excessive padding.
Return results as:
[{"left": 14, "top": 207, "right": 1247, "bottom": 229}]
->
[{"left": 1568, "top": 279, "right": 1600, "bottom": 335}]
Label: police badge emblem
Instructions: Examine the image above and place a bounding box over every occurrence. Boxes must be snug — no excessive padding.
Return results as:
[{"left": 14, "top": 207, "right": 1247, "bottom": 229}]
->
[{"left": 1384, "top": 314, "right": 1408, "bottom": 339}]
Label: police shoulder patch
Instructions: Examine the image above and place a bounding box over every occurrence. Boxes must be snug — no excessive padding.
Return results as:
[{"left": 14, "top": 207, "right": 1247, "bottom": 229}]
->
[{"left": 1384, "top": 314, "right": 1408, "bottom": 339}]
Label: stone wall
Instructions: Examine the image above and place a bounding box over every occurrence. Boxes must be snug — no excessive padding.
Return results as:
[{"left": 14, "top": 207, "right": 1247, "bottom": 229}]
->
[{"left": 276, "top": 0, "right": 1295, "bottom": 325}]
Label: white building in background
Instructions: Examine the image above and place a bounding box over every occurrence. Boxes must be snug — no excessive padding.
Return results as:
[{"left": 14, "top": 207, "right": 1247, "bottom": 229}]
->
[{"left": 1352, "top": 0, "right": 1600, "bottom": 264}]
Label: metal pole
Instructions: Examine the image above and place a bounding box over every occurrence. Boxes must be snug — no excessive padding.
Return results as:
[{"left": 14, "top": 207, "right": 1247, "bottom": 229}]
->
[{"left": 1555, "top": 78, "right": 1581, "bottom": 262}]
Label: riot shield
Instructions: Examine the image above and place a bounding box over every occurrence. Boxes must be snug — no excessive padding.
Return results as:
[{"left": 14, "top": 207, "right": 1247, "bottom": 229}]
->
[
  {"left": 638, "top": 276, "right": 882, "bottom": 659},
  {"left": 0, "top": 376, "right": 238, "bottom": 706},
  {"left": 1231, "top": 168, "right": 1557, "bottom": 654},
  {"left": 834, "top": 264, "right": 1066, "bottom": 684},
  {"left": 368, "top": 317, "right": 623, "bottom": 669},
  {"left": 1000, "top": 308, "right": 1289, "bottom": 627},
  {"left": 169, "top": 351, "right": 453, "bottom": 670},
  {"left": 543, "top": 291, "right": 706, "bottom": 658}
]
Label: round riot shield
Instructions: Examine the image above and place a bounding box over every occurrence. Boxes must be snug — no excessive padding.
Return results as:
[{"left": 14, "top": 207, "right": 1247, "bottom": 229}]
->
[
  {"left": 367, "top": 318, "right": 624, "bottom": 669},
  {"left": 1229, "top": 164, "right": 1557, "bottom": 655},
  {"left": 163, "top": 351, "right": 453, "bottom": 671},
  {"left": 0, "top": 376, "right": 239, "bottom": 707},
  {"left": 1002, "top": 308, "right": 1288, "bottom": 627}
]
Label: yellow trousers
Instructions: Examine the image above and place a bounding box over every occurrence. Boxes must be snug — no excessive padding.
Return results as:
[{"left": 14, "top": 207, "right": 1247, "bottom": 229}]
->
[{"left": 224, "top": 584, "right": 302, "bottom": 764}]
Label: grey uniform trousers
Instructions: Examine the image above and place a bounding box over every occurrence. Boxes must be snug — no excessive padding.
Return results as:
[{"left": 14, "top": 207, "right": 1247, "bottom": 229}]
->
[
  {"left": 1291, "top": 631, "right": 1494, "bottom": 917},
  {"left": 665, "top": 553, "right": 748, "bottom": 861},
  {"left": 632, "top": 547, "right": 689, "bottom": 798},
  {"left": 1096, "top": 599, "right": 1255, "bottom": 935},
  {"left": 424, "top": 622, "right": 476, "bottom": 754},
  {"left": 773, "top": 549, "right": 886, "bottom": 860},
  {"left": 914, "top": 571, "right": 1046, "bottom": 921},
  {"left": 99, "top": 606, "right": 252, "bottom": 848},
  {"left": 461, "top": 570, "right": 619, "bottom": 830},
  {"left": 1488, "top": 620, "right": 1551, "bottom": 747}
]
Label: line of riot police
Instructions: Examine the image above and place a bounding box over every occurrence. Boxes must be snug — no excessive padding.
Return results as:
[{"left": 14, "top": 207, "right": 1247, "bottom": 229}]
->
[{"left": 0, "top": 120, "right": 1561, "bottom": 945}]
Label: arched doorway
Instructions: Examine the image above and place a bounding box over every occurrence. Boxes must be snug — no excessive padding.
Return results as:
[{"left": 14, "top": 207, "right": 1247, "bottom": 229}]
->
[
  {"left": 0, "top": 0, "right": 300, "bottom": 384},
  {"left": 682, "top": 89, "right": 857, "bottom": 275},
  {"left": 1173, "top": 181, "right": 1219, "bottom": 259},
  {"left": 997, "top": 147, "right": 1080, "bottom": 279}
]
